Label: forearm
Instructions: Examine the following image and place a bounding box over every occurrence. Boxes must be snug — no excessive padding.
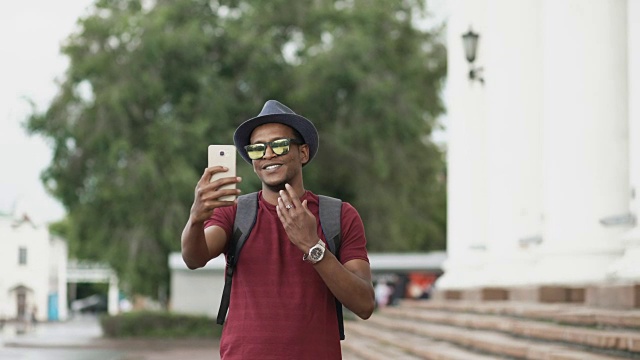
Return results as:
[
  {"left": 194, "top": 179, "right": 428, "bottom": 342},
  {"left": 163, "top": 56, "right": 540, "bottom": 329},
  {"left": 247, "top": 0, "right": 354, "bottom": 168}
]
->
[
  {"left": 313, "top": 252, "right": 375, "bottom": 319},
  {"left": 180, "top": 219, "right": 211, "bottom": 269}
]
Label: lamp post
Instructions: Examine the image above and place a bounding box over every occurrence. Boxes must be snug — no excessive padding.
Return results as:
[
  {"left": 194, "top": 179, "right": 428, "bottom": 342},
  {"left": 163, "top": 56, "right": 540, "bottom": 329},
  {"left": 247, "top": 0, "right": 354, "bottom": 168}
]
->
[{"left": 462, "top": 28, "right": 484, "bottom": 84}]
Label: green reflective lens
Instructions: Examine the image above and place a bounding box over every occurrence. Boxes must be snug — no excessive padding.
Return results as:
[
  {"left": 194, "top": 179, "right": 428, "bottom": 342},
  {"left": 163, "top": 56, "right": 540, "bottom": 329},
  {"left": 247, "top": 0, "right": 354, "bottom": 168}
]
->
[
  {"left": 270, "top": 139, "right": 291, "bottom": 155},
  {"left": 244, "top": 138, "right": 300, "bottom": 160},
  {"left": 246, "top": 144, "right": 267, "bottom": 160}
]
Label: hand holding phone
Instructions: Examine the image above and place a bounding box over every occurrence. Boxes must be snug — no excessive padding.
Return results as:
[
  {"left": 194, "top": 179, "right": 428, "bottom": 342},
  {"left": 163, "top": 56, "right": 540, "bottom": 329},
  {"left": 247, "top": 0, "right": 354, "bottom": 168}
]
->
[{"left": 208, "top": 145, "right": 237, "bottom": 201}]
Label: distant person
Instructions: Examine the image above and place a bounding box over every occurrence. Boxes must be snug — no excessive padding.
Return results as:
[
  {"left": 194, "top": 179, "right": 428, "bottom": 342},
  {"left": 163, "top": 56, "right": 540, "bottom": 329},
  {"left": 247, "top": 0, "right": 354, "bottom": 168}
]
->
[
  {"left": 181, "top": 100, "right": 375, "bottom": 359},
  {"left": 375, "top": 281, "right": 393, "bottom": 308},
  {"left": 419, "top": 284, "right": 432, "bottom": 299},
  {"left": 390, "top": 274, "right": 409, "bottom": 306},
  {"left": 32, "top": 306, "right": 37, "bottom": 320},
  {"left": 29, "top": 305, "right": 38, "bottom": 331}
]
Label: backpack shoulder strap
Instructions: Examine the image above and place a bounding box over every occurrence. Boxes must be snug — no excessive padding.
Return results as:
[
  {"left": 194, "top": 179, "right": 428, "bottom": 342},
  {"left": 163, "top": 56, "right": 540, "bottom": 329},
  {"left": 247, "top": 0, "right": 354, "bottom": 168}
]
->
[
  {"left": 232, "top": 193, "right": 259, "bottom": 260},
  {"left": 318, "top": 195, "right": 342, "bottom": 255},
  {"left": 216, "top": 192, "right": 258, "bottom": 325},
  {"left": 318, "top": 195, "right": 345, "bottom": 340}
]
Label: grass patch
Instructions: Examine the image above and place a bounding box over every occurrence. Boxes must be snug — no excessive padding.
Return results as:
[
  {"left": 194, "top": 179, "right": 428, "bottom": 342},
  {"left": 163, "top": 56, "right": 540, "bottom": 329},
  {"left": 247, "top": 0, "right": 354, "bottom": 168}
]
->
[{"left": 100, "top": 311, "right": 222, "bottom": 338}]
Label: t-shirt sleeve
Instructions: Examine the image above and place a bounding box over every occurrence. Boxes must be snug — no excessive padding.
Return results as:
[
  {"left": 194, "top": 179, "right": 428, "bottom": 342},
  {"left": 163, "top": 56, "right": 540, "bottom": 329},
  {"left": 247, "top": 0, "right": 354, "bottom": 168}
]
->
[
  {"left": 203, "top": 204, "right": 236, "bottom": 241},
  {"left": 338, "top": 202, "right": 370, "bottom": 264}
]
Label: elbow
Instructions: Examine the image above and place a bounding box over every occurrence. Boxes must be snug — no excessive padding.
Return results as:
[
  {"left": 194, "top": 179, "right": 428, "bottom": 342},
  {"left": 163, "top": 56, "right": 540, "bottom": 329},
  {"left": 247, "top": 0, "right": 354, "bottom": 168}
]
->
[
  {"left": 362, "top": 301, "right": 376, "bottom": 320},
  {"left": 185, "top": 263, "right": 202, "bottom": 270},
  {"left": 354, "top": 297, "right": 376, "bottom": 320},
  {"left": 353, "top": 284, "right": 376, "bottom": 320},
  {"left": 182, "top": 254, "right": 205, "bottom": 270}
]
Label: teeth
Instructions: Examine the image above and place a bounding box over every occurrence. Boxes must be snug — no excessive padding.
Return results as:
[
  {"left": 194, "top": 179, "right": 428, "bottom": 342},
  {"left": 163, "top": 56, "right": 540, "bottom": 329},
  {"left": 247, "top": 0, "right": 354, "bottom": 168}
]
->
[{"left": 265, "top": 164, "right": 280, "bottom": 170}]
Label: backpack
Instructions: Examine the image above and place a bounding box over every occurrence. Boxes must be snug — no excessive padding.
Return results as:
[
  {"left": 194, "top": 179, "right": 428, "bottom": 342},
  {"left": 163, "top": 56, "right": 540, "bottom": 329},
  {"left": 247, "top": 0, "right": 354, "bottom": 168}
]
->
[{"left": 216, "top": 192, "right": 346, "bottom": 340}]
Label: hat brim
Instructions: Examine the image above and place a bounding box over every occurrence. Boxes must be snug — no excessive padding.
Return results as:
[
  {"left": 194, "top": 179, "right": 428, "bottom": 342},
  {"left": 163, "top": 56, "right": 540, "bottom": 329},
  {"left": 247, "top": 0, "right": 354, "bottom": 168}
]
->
[{"left": 233, "top": 113, "right": 319, "bottom": 165}]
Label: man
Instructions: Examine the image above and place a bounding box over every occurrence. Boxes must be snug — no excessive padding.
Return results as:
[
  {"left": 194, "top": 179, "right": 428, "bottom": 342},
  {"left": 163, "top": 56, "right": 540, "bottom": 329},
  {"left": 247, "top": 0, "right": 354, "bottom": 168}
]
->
[{"left": 181, "top": 100, "right": 375, "bottom": 359}]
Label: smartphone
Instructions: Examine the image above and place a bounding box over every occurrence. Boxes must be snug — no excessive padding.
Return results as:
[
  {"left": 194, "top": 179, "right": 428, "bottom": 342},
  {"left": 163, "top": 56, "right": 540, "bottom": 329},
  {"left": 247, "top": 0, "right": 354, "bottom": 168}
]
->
[{"left": 208, "top": 145, "right": 237, "bottom": 201}]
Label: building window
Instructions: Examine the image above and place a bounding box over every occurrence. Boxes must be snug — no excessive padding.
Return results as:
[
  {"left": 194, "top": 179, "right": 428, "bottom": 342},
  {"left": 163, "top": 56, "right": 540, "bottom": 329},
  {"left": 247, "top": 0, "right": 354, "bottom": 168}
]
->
[{"left": 19, "top": 247, "right": 27, "bottom": 265}]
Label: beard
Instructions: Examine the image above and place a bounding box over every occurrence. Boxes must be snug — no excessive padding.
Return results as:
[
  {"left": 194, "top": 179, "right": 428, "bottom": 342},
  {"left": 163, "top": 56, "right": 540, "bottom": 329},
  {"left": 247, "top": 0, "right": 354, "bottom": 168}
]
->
[{"left": 263, "top": 180, "right": 287, "bottom": 193}]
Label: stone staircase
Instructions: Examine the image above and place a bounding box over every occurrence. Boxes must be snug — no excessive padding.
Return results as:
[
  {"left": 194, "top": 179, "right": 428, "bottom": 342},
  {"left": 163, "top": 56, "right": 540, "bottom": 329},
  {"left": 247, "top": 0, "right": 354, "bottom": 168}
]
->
[{"left": 341, "top": 299, "right": 640, "bottom": 360}]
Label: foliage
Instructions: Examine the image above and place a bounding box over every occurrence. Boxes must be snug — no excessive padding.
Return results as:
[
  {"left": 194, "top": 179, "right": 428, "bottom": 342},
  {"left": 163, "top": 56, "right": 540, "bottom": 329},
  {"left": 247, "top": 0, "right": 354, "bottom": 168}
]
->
[
  {"left": 27, "top": 0, "right": 447, "bottom": 299},
  {"left": 100, "top": 311, "right": 221, "bottom": 338}
]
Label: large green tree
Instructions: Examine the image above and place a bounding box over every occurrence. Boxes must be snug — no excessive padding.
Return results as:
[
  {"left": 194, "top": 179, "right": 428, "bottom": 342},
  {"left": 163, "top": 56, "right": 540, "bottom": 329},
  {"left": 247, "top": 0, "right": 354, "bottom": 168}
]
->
[{"left": 28, "top": 0, "right": 447, "bottom": 299}]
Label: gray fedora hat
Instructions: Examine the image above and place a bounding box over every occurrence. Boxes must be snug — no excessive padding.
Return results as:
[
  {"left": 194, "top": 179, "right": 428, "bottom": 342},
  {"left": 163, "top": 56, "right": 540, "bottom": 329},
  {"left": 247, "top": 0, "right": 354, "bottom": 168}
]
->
[{"left": 233, "top": 100, "right": 319, "bottom": 165}]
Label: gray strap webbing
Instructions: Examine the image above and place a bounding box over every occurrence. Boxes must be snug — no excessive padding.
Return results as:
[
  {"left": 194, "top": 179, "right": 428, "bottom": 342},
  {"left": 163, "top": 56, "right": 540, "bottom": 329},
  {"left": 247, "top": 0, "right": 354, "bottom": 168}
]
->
[
  {"left": 232, "top": 193, "right": 259, "bottom": 262},
  {"left": 318, "top": 195, "right": 344, "bottom": 340},
  {"left": 216, "top": 193, "right": 257, "bottom": 325},
  {"left": 318, "top": 195, "right": 342, "bottom": 255}
]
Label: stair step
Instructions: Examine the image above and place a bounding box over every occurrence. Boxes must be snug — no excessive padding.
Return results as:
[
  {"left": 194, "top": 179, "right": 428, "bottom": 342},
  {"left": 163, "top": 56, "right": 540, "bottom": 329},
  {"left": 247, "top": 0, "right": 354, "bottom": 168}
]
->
[
  {"left": 342, "top": 335, "right": 424, "bottom": 360},
  {"left": 358, "top": 313, "right": 632, "bottom": 359},
  {"left": 379, "top": 305, "right": 640, "bottom": 354},
  {"left": 344, "top": 321, "right": 506, "bottom": 360},
  {"left": 401, "top": 299, "right": 640, "bottom": 330},
  {"left": 341, "top": 340, "right": 369, "bottom": 360}
]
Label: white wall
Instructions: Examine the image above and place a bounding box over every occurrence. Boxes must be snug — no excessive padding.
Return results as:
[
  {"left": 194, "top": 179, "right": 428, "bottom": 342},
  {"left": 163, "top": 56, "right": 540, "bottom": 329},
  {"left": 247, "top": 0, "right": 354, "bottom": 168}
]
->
[
  {"left": 0, "top": 214, "right": 50, "bottom": 321},
  {"left": 439, "top": 0, "right": 636, "bottom": 289},
  {"left": 438, "top": 0, "right": 490, "bottom": 289},
  {"left": 481, "top": 0, "right": 543, "bottom": 286},
  {"left": 169, "top": 254, "right": 225, "bottom": 318},
  {"left": 606, "top": 0, "right": 640, "bottom": 281},
  {"left": 534, "top": 0, "right": 629, "bottom": 284}
]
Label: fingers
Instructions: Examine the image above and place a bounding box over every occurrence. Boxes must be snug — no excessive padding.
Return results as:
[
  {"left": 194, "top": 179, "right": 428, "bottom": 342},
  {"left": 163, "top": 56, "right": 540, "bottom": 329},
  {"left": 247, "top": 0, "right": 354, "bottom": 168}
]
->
[
  {"left": 278, "top": 183, "right": 303, "bottom": 211},
  {"left": 276, "top": 185, "right": 318, "bottom": 253},
  {"left": 276, "top": 195, "right": 298, "bottom": 229},
  {"left": 200, "top": 166, "right": 241, "bottom": 191},
  {"left": 285, "top": 183, "right": 303, "bottom": 209},
  {"left": 278, "top": 187, "right": 293, "bottom": 212},
  {"left": 191, "top": 167, "right": 242, "bottom": 223},
  {"left": 276, "top": 188, "right": 296, "bottom": 223},
  {"left": 276, "top": 197, "right": 287, "bottom": 221},
  {"left": 276, "top": 184, "right": 314, "bottom": 221},
  {"left": 200, "top": 166, "right": 229, "bottom": 184},
  {"left": 200, "top": 166, "right": 220, "bottom": 184}
]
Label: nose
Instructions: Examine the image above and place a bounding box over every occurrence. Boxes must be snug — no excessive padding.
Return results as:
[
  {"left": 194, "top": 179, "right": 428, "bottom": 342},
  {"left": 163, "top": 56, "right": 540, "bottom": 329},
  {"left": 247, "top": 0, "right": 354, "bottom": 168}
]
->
[{"left": 262, "top": 144, "right": 277, "bottom": 159}]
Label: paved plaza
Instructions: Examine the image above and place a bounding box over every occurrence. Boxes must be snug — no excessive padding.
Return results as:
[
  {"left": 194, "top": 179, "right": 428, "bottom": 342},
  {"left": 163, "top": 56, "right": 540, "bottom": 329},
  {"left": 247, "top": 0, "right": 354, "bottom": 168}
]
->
[{"left": 0, "top": 316, "right": 220, "bottom": 360}]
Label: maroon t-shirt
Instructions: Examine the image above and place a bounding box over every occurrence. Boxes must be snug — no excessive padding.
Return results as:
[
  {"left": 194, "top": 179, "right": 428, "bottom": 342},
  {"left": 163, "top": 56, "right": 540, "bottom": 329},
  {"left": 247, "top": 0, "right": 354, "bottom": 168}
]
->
[{"left": 204, "top": 191, "right": 369, "bottom": 360}]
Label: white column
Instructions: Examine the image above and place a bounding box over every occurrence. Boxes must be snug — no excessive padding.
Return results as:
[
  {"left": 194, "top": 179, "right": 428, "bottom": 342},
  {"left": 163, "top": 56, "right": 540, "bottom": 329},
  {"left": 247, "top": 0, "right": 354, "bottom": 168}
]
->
[
  {"left": 108, "top": 274, "right": 119, "bottom": 315},
  {"left": 436, "top": 0, "right": 489, "bottom": 289},
  {"left": 607, "top": 0, "right": 640, "bottom": 281},
  {"left": 534, "top": 0, "right": 629, "bottom": 284},
  {"left": 480, "top": 0, "right": 543, "bottom": 286}
]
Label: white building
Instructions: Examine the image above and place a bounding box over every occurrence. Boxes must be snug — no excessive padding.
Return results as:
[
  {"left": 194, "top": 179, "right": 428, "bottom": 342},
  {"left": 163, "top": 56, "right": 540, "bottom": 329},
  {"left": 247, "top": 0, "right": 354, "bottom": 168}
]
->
[
  {"left": 0, "top": 212, "right": 68, "bottom": 322},
  {"left": 169, "top": 254, "right": 226, "bottom": 318},
  {"left": 437, "top": 0, "right": 640, "bottom": 307}
]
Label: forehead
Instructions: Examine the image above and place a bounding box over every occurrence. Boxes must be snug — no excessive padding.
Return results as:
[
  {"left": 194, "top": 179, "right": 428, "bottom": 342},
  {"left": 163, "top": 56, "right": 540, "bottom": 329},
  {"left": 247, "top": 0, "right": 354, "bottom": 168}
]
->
[{"left": 250, "top": 123, "right": 295, "bottom": 142}]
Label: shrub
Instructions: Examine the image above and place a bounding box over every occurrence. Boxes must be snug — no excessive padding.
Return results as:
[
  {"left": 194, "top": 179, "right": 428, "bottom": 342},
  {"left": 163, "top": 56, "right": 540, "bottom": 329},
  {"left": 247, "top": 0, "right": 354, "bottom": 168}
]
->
[{"left": 100, "top": 311, "right": 222, "bottom": 338}]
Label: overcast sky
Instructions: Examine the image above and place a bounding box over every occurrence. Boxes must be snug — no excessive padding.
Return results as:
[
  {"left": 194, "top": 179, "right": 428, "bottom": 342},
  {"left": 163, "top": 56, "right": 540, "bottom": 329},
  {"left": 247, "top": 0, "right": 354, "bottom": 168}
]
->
[{"left": 0, "top": 1, "right": 93, "bottom": 224}]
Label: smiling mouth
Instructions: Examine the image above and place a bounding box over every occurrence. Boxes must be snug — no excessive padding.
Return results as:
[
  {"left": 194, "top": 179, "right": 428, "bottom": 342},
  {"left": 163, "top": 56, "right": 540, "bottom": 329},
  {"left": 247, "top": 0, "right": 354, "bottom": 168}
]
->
[{"left": 263, "top": 164, "right": 282, "bottom": 171}]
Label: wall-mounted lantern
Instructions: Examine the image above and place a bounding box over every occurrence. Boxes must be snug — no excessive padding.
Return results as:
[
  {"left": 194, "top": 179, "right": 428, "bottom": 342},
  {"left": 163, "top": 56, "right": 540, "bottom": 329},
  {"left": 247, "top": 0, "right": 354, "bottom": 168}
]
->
[{"left": 462, "top": 27, "right": 484, "bottom": 84}]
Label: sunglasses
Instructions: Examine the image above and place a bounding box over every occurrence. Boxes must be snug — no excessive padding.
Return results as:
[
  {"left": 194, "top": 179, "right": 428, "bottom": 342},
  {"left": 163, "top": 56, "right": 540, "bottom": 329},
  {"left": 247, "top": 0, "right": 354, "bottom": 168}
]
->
[{"left": 244, "top": 138, "right": 303, "bottom": 160}]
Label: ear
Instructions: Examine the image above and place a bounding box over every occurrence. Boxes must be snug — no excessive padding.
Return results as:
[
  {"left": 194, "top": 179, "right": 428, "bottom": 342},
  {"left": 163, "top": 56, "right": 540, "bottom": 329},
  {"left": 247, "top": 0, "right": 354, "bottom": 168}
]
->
[{"left": 299, "top": 144, "right": 310, "bottom": 165}]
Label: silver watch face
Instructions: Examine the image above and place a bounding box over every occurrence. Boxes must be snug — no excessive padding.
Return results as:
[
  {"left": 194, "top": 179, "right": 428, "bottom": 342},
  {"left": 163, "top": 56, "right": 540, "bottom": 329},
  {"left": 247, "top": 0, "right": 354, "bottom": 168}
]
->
[{"left": 310, "top": 246, "right": 324, "bottom": 260}]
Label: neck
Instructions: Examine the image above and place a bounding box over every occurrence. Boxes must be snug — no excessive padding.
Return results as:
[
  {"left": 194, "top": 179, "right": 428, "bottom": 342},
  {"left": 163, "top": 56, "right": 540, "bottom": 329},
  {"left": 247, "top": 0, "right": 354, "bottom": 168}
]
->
[{"left": 261, "top": 181, "right": 305, "bottom": 205}]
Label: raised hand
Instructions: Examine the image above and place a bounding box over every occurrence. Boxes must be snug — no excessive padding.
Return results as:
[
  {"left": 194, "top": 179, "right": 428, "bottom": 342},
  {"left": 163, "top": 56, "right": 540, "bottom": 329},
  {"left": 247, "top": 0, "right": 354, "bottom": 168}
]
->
[
  {"left": 190, "top": 166, "right": 241, "bottom": 223},
  {"left": 276, "top": 183, "right": 318, "bottom": 254}
]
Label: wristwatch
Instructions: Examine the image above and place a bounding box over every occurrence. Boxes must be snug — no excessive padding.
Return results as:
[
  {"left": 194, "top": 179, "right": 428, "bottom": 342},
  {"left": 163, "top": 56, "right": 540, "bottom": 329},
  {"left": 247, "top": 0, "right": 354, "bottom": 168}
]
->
[{"left": 303, "top": 239, "right": 326, "bottom": 264}]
